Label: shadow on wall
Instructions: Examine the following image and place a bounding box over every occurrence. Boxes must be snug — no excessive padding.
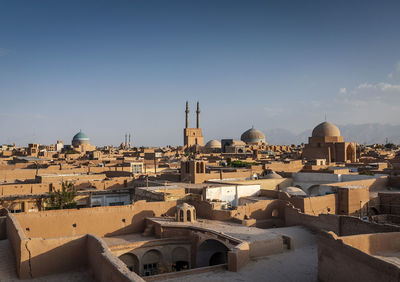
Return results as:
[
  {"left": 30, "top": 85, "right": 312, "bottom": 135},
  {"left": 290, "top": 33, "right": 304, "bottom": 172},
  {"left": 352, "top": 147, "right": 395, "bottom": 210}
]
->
[
  {"left": 104, "top": 207, "right": 176, "bottom": 237},
  {"left": 22, "top": 236, "right": 88, "bottom": 279},
  {"left": 196, "top": 239, "right": 229, "bottom": 268}
]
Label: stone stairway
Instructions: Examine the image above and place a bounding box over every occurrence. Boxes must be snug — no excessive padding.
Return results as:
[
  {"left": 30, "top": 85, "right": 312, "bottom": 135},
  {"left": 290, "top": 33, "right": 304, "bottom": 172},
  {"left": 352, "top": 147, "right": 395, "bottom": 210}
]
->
[{"left": 142, "top": 223, "right": 154, "bottom": 237}]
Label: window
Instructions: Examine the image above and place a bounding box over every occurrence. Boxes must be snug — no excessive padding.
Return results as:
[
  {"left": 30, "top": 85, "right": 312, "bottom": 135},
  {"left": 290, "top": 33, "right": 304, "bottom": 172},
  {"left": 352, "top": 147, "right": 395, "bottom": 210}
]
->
[
  {"left": 143, "top": 263, "right": 158, "bottom": 276},
  {"left": 109, "top": 202, "right": 124, "bottom": 206}
]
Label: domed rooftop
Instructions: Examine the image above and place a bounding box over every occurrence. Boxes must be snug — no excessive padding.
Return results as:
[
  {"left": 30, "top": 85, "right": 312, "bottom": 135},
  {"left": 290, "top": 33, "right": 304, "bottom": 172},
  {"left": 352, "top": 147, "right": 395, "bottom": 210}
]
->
[
  {"left": 281, "top": 186, "right": 307, "bottom": 197},
  {"left": 312, "top": 122, "right": 341, "bottom": 137},
  {"left": 205, "top": 139, "right": 222, "bottom": 149},
  {"left": 72, "top": 130, "right": 90, "bottom": 146},
  {"left": 241, "top": 127, "right": 266, "bottom": 143},
  {"left": 263, "top": 170, "right": 283, "bottom": 179}
]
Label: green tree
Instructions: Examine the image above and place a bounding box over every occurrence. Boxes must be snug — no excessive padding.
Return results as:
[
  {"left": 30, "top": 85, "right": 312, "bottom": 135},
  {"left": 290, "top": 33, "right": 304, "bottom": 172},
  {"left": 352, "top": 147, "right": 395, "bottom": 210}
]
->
[{"left": 45, "top": 181, "right": 77, "bottom": 210}]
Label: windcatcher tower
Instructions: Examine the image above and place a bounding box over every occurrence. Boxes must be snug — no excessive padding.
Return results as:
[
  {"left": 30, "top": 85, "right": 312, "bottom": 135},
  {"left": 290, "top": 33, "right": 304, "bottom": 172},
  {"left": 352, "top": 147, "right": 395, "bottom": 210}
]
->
[{"left": 184, "top": 101, "right": 204, "bottom": 147}]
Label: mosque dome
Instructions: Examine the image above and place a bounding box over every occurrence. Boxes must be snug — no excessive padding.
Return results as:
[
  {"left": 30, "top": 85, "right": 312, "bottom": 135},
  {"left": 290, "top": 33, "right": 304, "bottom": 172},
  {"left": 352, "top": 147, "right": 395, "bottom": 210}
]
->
[
  {"left": 240, "top": 127, "right": 266, "bottom": 143},
  {"left": 205, "top": 140, "right": 222, "bottom": 149},
  {"left": 72, "top": 130, "right": 90, "bottom": 146},
  {"left": 311, "top": 122, "right": 341, "bottom": 137}
]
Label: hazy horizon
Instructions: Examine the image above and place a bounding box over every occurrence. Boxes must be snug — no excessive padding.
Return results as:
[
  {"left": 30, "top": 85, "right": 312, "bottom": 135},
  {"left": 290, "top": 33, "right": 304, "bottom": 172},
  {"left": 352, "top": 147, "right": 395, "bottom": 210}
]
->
[{"left": 1, "top": 1, "right": 400, "bottom": 147}]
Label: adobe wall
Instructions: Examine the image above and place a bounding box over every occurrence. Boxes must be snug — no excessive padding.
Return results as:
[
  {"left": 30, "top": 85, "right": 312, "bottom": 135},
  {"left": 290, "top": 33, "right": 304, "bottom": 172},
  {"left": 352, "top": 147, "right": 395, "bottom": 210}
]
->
[
  {"left": 337, "top": 187, "right": 370, "bottom": 215},
  {"left": 0, "top": 216, "right": 6, "bottom": 240},
  {"left": 285, "top": 206, "right": 400, "bottom": 236},
  {"left": 191, "top": 199, "right": 287, "bottom": 222},
  {"left": 25, "top": 235, "right": 87, "bottom": 279},
  {"left": 87, "top": 234, "right": 144, "bottom": 282},
  {"left": 339, "top": 232, "right": 400, "bottom": 255},
  {"left": 0, "top": 183, "right": 51, "bottom": 196},
  {"left": 235, "top": 199, "right": 287, "bottom": 221},
  {"left": 318, "top": 231, "right": 400, "bottom": 282},
  {"left": 264, "top": 162, "right": 304, "bottom": 173},
  {"left": 379, "top": 192, "right": 400, "bottom": 215},
  {"left": 227, "top": 242, "right": 250, "bottom": 272},
  {"left": 285, "top": 207, "right": 340, "bottom": 234},
  {"left": 289, "top": 194, "right": 337, "bottom": 215},
  {"left": 339, "top": 216, "right": 400, "bottom": 236},
  {"left": 6, "top": 214, "right": 28, "bottom": 278},
  {"left": 14, "top": 201, "right": 177, "bottom": 239}
]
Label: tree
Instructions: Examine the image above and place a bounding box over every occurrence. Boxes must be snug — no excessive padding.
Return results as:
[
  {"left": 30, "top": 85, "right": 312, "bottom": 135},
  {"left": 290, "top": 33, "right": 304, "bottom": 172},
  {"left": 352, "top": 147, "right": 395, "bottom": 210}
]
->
[{"left": 45, "top": 181, "right": 77, "bottom": 210}]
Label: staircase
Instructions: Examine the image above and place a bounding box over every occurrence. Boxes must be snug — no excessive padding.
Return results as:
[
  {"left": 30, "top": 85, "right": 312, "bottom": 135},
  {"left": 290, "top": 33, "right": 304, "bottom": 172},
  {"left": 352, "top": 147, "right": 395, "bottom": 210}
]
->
[{"left": 142, "top": 223, "right": 154, "bottom": 237}]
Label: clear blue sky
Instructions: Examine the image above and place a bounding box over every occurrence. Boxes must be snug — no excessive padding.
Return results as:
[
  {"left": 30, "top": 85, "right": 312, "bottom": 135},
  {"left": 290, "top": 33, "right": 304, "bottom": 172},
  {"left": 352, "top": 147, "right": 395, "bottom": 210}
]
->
[{"left": 1, "top": 0, "right": 400, "bottom": 146}]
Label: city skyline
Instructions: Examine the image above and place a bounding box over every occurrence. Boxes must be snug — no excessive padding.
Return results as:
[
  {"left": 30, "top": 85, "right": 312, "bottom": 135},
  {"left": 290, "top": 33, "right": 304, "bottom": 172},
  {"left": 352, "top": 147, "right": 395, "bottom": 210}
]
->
[{"left": 1, "top": 1, "right": 400, "bottom": 146}]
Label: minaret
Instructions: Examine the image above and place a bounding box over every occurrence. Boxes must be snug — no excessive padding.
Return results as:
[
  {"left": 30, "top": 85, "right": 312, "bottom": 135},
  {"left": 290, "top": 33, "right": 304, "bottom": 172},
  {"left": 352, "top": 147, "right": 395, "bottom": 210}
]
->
[
  {"left": 128, "top": 133, "right": 131, "bottom": 148},
  {"left": 196, "top": 101, "right": 200, "bottom": 128},
  {"left": 124, "top": 133, "right": 127, "bottom": 146},
  {"left": 185, "top": 101, "right": 189, "bottom": 128}
]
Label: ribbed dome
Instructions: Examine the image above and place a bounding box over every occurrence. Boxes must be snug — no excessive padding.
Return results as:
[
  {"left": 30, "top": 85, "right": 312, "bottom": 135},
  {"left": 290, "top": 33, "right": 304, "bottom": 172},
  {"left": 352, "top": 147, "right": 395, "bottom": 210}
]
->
[
  {"left": 72, "top": 130, "right": 90, "bottom": 146},
  {"left": 205, "top": 139, "right": 221, "bottom": 149},
  {"left": 312, "top": 122, "right": 341, "bottom": 137},
  {"left": 240, "top": 127, "right": 266, "bottom": 143}
]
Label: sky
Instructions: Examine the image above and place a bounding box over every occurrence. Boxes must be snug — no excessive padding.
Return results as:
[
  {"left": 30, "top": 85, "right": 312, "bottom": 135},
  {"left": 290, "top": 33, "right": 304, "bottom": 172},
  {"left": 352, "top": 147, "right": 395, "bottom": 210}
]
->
[{"left": 0, "top": 0, "right": 400, "bottom": 147}]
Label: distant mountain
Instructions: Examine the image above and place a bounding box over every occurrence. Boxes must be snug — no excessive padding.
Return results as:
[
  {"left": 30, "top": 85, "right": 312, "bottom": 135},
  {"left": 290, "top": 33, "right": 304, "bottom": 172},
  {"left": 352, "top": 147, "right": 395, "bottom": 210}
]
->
[{"left": 264, "top": 123, "right": 400, "bottom": 145}]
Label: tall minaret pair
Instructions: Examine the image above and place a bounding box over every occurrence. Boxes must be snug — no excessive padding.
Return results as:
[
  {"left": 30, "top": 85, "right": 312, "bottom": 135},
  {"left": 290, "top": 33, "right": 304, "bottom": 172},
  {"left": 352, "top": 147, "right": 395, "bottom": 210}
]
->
[
  {"left": 183, "top": 101, "right": 204, "bottom": 147},
  {"left": 185, "top": 101, "right": 200, "bottom": 128}
]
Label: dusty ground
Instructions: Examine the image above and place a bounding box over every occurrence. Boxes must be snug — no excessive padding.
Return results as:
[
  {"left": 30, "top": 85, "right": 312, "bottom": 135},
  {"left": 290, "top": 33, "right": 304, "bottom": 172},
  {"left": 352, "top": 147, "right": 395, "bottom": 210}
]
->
[{"left": 163, "top": 226, "right": 318, "bottom": 282}]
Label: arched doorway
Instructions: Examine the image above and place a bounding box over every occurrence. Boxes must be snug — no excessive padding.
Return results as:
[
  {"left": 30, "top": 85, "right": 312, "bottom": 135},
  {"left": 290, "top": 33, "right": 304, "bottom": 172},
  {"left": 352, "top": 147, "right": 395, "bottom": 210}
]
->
[
  {"left": 172, "top": 247, "right": 189, "bottom": 271},
  {"left": 142, "top": 249, "right": 163, "bottom": 276},
  {"left": 346, "top": 145, "right": 355, "bottom": 162},
  {"left": 119, "top": 253, "right": 139, "bottom": 274},
  {"left": 196, "top": 239, "right": 229, "bottom": 268}
]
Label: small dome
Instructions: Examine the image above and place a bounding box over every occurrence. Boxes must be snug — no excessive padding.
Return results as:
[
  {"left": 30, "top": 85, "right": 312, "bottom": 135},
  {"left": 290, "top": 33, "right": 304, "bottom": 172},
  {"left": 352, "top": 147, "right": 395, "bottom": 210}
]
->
[
  {"left": 263, "top": 171, "right": 283, "bottom": 179},
  {"left": 205, "top": 140, "right": 222, "bottom": 149},
  {"left": 72, "top": 130, "right": 90, "bottom": 146},
  {"left": 281, "top": 186, "right": 307, "bottom": 197},
  {"left": 241, "top": 127, "right": 266, "bottom": 143},
  {"left": 312, "top": 122, "right": 341, "bottom": 137}
]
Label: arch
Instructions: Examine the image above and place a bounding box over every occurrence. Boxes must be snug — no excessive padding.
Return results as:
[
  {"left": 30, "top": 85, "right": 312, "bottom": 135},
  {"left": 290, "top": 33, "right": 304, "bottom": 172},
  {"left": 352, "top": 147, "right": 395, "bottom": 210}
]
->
[
  {"left": 119, "top": 253, "right": 139, "bottom": 274},
  {"left": 370, "top": 207, "right": 379, "bottom": 215},
  {"left": 142, "top": 249, "right": 163, "bottom": 276},
  {"left": 172, "top": 247, "right": 189, "bottom": 271},
  {"left": 271, "top": 209, "right": 279, "bottom": 217},
  {"left": 187, "top": 210, "right": 191, "bottom": 221},
  {"left": 179, "top": 210, "right": 184, "bottom": 222},
  {"left": 196, "top": 239, "right": 229, "bottom": 268},
  {"left": 209, "top": 252, "right": 226, "bottom": 266},
  {"left": 346, "top": 145, "right": 355, "bottom": 162}
]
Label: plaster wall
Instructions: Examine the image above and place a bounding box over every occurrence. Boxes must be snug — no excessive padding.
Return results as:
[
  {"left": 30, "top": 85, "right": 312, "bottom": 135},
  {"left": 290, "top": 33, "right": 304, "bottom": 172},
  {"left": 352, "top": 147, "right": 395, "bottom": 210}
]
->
[
  {"left": 289, "top": 194, "right": 337, "bottom": 215},
  {"left": 87, "top": 234, "right": 144, "bottom": 282},
  {"left": 318, "top": 231, "right": 400, "bottom": 282},
  {"left": 339, "top": 232, "right": 400, "bottom": 255},
  {"left": 26, "top": 235, "right": 87, "bottom": 278},
  {"left": 14, "top": 201, "right": 177, "bottom": 239},
  {"left": 204, "top": 185, "right": 260, "bottom": 207},
  {"left": 379, "top": 192, "right": 400, "bottom": 215},
  {"left": 6, "top": 214, "right": 28, "bottom": 278}
]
